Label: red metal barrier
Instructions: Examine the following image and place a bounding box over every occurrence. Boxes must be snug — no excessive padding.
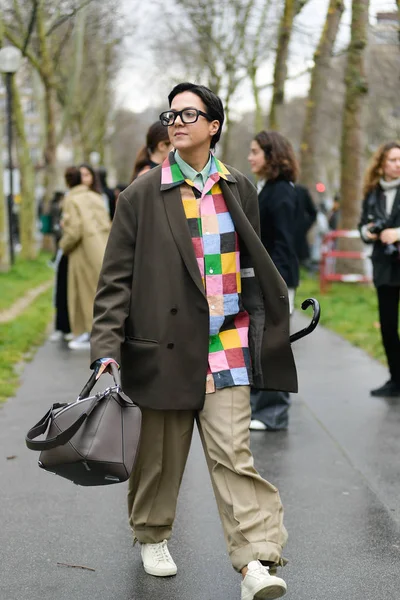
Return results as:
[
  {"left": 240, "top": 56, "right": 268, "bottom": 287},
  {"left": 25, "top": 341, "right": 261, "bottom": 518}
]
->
[{"left": 319, "top": 229, "right": 372, "bottom": 293}]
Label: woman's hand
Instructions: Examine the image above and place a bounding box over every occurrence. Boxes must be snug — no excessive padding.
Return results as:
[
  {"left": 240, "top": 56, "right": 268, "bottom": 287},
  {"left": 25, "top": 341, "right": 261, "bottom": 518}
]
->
[
  {"left": 95, "top": 358, "right": 119, "bottom": 380},
  {"left": 380, "top": 228, "right": 399, "bottom": 245},
  {"left": 365, "top": 223, "right": 378, "bottom": 241}
]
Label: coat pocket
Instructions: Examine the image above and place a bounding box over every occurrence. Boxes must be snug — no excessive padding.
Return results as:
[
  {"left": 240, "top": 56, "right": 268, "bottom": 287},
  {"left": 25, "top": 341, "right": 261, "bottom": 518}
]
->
[{"left": 121, "top": 338, "right": 160, "bottom": 386}]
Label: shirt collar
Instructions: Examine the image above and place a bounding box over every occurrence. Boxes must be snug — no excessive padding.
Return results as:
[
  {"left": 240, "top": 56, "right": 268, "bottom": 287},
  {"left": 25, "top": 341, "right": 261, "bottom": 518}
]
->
[
  {"left": 160, "top": 150, "right": 236, "bottom": 191},
  {"left": 174, "top": 151, "right": 211, "bottom": 189}
]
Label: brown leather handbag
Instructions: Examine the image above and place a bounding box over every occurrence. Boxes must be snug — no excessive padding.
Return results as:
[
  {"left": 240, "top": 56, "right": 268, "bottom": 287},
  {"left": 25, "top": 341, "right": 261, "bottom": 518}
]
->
[{"left": 25, "top": 364, "right": 141, "bottom": 486}]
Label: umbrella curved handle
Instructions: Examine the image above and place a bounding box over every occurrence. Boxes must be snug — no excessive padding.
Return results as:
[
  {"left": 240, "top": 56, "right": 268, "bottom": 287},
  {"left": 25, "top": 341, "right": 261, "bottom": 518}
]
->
[{"left": 289, "top": 297, "right": 321, "bottom": 344}]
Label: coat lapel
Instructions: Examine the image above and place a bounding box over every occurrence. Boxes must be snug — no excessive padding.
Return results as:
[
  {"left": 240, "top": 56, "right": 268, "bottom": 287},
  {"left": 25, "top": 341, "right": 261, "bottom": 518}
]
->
[
  {"left": 162, "top": 186, "right": 205, "bottom": 297},
  {"left": 388, "top": 187, "right": 400, "bottom": 221}
]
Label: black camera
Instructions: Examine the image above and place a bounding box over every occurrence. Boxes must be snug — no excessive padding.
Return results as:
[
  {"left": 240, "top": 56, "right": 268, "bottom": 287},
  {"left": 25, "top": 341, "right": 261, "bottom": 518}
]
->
[{"left": 368, "top": 219, "right": 400, "bottom": 258}]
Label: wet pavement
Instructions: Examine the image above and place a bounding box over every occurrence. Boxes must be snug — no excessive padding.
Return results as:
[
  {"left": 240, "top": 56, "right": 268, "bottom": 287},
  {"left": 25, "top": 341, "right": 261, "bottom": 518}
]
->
[{"left": 0, "top": 311, "right": 399, "bottom": 600}]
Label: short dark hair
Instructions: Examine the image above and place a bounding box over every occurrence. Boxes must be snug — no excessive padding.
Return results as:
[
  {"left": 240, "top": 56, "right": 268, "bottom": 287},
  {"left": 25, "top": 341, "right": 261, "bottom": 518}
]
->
[
  {"left": 64, "top": 166, "right": 82, "bottom": 189},
  {"left": 168, "top": 82, "right": 224, "bottom": 149},
  {"left": 254, "top": 130, "right": 299, "bottom": 183}
]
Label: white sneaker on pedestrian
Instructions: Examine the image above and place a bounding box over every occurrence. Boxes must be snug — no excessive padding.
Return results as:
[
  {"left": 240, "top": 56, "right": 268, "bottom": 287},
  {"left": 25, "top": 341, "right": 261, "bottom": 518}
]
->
[
  {"left": 49, "top": 330, "right": 63, "bottom": 342},
  {"left": 250, "top": 419, "right": 268, "bottom": 431},
  {"left": 64, "top": 332, "right": 74, "bottom": 341},
  {"left": 141, "top": 539, "right": 177, "bottom": 577},
  {"left": 241, "top": 561, "right": 286, "bottom": 600},
  {"left": 68, "top": 332, "right": 91, "bottom": 350}
]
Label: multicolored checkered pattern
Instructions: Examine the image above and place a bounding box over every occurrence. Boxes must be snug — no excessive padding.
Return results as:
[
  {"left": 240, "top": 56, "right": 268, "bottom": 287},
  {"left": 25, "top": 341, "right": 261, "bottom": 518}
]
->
[{"left": 161, "top": 152, "right": 252, "bottom": 393}]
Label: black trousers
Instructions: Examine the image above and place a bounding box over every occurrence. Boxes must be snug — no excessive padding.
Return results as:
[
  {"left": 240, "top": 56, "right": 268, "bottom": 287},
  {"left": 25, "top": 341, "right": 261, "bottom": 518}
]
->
[
  {"left": 377, "top": 285, "right": 400, "bottom": 384},
  {"left": 55, "top": 254, "right": 71, "bottom": 334}
]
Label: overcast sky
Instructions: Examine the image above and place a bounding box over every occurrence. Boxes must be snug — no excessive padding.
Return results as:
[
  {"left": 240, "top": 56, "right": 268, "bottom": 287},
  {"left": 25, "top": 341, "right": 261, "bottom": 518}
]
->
[{"left": 115, "top": 0, "right": 398, "bottom": 115}]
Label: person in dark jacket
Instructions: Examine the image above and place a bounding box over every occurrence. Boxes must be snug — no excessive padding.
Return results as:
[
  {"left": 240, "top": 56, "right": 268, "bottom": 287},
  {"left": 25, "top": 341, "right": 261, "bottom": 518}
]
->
[
  {"left": 248, "top": 130, "right": 300, "bottom": 431},
  {"left": 358, "top": 141, "right": 400, "bottom": 397},
  {"left": 91, "top": 83, "right": 297, "bottom": 599},
  {"left": 294, "top": 184, "right": 317, "bottom": 266},
  {"left": 98, "top": 167, "right": 117, "bottom": 220},
  {"left": 130, "top": 121, "right": 172, "bottom": 181}
]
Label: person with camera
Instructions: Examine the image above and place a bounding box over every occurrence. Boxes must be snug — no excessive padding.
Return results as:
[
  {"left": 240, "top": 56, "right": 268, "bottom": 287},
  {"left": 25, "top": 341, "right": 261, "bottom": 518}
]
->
[{"left": 359, "top": 141, "right": 400, "bottom": 397}]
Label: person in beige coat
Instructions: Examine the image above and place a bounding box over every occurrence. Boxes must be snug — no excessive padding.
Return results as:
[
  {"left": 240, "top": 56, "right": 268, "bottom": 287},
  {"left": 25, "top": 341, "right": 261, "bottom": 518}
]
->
[{"left": 59, "top": 166, "right": 110, "bottom": 350}]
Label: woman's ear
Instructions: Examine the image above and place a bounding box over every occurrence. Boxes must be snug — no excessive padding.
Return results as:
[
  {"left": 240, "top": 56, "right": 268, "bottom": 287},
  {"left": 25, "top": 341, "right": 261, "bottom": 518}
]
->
[{"left": 210, "top": 120, "right": 220, "bottom": 135}]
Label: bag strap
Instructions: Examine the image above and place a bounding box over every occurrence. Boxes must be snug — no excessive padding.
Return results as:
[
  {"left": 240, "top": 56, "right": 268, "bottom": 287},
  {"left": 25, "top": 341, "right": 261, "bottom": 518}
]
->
[{"left": 25, "top": 395, "right": 99, "bottom": 451}]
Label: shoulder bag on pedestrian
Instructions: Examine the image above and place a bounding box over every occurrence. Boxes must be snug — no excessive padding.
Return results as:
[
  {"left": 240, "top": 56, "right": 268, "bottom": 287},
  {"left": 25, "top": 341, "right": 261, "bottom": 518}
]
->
[{"left": 25, "top": 364, "right": 141, "bottom": 486}]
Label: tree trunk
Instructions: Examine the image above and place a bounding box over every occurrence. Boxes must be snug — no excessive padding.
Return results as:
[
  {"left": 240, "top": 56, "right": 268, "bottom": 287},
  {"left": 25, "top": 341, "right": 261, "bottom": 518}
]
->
[
  {"left": 12, "top": 77, "right": 38, "bottom": 260},
  {"left": 42, "top": 83, "right": 58, "bottom": 210},
  {"left": 0, "top": 105, "right": 10, "bottom": 271},
  {"left": 249, "top": 66, "right": 263, "bottom": 132},
  {"left": 339, "top": 0, "right": 369, "bottom": 230},
  {"left": 37, "top": 0, "right": 58, "bottom": 211},
  {"left": 0, "top": 10, "right": 10, "bottom": 270},
  {"left": 269, "top": 0, "right": 308, "bottom": 129},
  {"left": 337, "top": 0, "right": 369, "bottom": 275},
  {"left": 299, "top": 0, "right": 345, "bottom": 201}
]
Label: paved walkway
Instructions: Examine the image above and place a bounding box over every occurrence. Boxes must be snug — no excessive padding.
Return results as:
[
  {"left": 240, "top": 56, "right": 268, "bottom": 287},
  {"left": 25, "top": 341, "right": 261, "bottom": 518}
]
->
[{"left": 0, "top": 312, "right": 399, "bottom": 600}]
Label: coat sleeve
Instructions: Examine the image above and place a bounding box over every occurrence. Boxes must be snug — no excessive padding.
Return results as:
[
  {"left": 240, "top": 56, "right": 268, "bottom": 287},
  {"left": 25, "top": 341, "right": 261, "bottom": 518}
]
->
[
  {"left": 59, "top": 198, "right": 82, "bottom": 254},
  {"left": 303, "top": 187, "right": 317, "bottom": 230},
  {"left": 241, "top": 183, "right": 261, "bottom": 237},
  {"left": 267, "top": 185, "right": 297, "bottom": 283},
  {"left": 90, "top": 191, "right": 137, "bottom": 366},
  {"left": 358, "top": 194, "right": 375, "bottom": 244}
]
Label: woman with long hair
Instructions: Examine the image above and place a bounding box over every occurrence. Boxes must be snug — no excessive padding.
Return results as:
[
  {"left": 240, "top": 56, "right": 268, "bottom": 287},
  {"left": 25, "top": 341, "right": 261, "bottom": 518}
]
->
[
  {"left": 60, "top": 167, "right": 111, "bottom": 350},
  {"left": 79, "top": 163, "right": 103, "bottom": 194},
  {"left": 359, "top": 141, "right": 400, "bottom": 397},
  {"left": 130, "top": 121, "right": 172, "bottom": 181},
  {"left": 247, "top": 130, "right": 300, "bottom": 430}
]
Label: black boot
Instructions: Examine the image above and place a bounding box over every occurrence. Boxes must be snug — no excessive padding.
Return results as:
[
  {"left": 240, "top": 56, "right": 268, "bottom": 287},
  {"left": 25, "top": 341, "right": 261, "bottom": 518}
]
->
[{"left": 370, "top": 380, "right": 400, "bottom": 397}]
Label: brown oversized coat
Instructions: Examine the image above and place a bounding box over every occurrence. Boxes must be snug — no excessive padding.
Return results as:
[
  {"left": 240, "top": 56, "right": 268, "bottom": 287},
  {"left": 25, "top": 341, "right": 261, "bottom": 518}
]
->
[
  {"left": 90, "top": 165, "right": 298, "bottom": 410},
  {"left": 59, "top": 185, "right": 110, "bottom": 336}
]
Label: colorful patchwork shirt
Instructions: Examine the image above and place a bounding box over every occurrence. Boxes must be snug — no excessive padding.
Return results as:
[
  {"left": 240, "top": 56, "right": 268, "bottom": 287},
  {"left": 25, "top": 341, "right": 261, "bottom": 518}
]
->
[{"left": 161, "top": 151, "right": 252, "bottom": 393}]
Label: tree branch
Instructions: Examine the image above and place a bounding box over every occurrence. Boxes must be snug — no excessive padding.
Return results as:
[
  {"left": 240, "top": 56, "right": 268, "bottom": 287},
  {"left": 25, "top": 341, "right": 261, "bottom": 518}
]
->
[
  {"left": 46, "top": 0, "right": 96, "bottom": 36},
  {"left": 22, "top": 0, "right": 38, "bottom": 55}
]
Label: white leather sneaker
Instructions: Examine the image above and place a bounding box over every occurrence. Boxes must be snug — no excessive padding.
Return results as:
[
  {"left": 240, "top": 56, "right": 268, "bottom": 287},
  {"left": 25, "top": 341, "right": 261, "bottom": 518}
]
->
[
  {"left": 141, "top": 539, "right": 177, "bottom": 577},
  {"left": 241, "top": 561, "right": 287, "bottom": 600},
  {"left": 68, "top": 332, "right": 90, "bottom": 350},
  {"left": 249, "top": 419, "right": 268, "bottom": 431}
]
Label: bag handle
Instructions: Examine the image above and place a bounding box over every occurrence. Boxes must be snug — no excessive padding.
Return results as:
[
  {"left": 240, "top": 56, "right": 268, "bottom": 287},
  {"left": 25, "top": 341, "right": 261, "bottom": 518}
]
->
[{"left": 78, "top": 362, "right": 121, "bottom": 400}]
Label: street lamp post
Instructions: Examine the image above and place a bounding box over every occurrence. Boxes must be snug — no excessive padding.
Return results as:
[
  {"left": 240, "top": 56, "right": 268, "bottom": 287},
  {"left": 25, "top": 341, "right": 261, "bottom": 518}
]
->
[{"left": 0, "top": 46, "right": 22, "bottom": 265}]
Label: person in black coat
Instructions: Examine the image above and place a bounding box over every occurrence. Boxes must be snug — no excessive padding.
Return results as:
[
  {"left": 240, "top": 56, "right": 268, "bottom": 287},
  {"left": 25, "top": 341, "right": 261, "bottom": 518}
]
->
[
  {"left": 248, "top": 130, "right": 300, "bottom": 430},
  {"left": 358, "top": 141, "right": 400, "bottom": 397},
  {"left": 295, "top": 184, "right": 317, "bottom": 265}
]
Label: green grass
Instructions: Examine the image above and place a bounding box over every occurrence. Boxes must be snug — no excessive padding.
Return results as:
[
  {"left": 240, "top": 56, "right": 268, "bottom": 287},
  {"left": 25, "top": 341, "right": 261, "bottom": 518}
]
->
[
  {"left": 296, "top": 271, "right": 385, "bottom": 364},
  {"left": 0, "top": 252, "right": 54, "bottom": 311},
  {"left": 0, "top": 288, "right": 53, "bottom": 403}
]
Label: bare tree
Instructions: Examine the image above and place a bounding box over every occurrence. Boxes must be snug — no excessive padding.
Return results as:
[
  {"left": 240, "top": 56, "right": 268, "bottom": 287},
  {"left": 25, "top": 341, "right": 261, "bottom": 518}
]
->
[
  {"left": 0, "top": 14, "right": 11, "bottom": 271},
  {"left": 0, "top": 79, "right": 11, "bottom": 267},
  {"left": 269, "top": 0, "right": 310, "bottom": 130},
  {"left": 11, "top": 76, "right": 38, "bottom": 259},
  {"left": 299, "top": 0, "right": 345, "bottom": 200},
  {"left": 339, "top": 0, "right": 369, "bottom": 230},
  {"left": 3, "top": 0, "right": 122, "bottom": 205},
  {"left": 4, "top": 0, "right": 77, "bottom": 206},
  {"left": 154, "top": 0, "right": 274, "bottom": 160},
  {"left": 242, "top": 0, "right": 276, "bottom": 132}
]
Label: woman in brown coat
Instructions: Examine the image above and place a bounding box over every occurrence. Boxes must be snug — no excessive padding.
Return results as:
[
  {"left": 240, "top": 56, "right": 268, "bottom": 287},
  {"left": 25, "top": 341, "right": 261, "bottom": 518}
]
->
[
  {"left": 59, "top": 167, "right": 110, "bottom": 350},
  {"left": 91, "top": 83, "right": 297, "bottom": 599}
]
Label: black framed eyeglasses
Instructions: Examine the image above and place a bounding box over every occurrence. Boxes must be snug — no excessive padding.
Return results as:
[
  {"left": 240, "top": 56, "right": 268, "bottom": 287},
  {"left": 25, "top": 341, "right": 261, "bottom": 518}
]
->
[{"left": 159, "top": 107, "right": 211, "bottom": 127}]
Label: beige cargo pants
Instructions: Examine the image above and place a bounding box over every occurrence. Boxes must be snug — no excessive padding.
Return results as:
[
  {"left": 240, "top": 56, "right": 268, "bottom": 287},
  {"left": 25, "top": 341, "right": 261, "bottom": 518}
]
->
[{"left": 127, "top": 385, "right": 287, "bottom": 572}]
